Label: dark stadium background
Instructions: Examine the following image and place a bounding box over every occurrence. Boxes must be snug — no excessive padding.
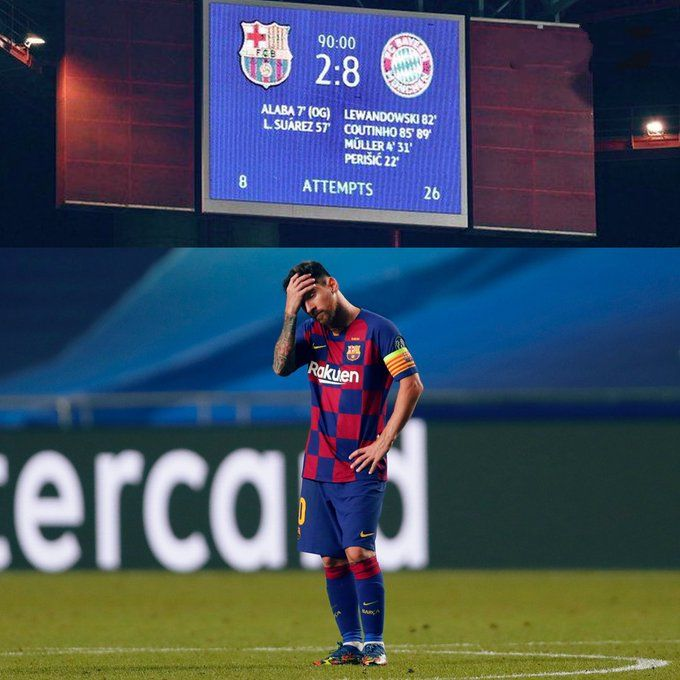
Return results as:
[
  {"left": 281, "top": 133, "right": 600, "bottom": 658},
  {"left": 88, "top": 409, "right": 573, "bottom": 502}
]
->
[{"left": 1, "top": 0, "right": 679, "bottom": 246}]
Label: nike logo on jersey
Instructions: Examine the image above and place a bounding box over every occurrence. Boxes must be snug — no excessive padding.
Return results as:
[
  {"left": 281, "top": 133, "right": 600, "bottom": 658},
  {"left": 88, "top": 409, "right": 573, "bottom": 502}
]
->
[
  {"left": 312, "top": 344, "right": 326, "bottom": 349},
  {"left": 359, "top": 531, "right": 375, "bottom": 538}
]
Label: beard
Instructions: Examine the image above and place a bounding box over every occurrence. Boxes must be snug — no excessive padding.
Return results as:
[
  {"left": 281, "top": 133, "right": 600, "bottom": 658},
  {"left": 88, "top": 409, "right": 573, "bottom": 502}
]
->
[{"left": 315, "top": 308, "right": 335, "bottom": 326}]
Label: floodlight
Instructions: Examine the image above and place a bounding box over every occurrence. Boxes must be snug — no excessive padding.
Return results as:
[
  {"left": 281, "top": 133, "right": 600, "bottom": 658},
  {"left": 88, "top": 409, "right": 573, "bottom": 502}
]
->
[
  {"left": 645, "top": 120, "right": 664, "bottom": 136},
  {"left": 24, "top": 34, "right": 45, "bottom": 48}
]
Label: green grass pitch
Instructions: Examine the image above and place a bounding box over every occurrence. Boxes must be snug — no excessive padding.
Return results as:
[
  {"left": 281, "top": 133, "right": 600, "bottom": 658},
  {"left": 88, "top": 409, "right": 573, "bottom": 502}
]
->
[{"left": 0, "top": 571, "right": 678, "bottom": 678}]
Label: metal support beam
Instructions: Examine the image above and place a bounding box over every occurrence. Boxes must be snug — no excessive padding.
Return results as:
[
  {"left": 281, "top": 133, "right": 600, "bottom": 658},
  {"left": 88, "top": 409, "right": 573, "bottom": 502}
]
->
[
  {"left": 545, "top": 0, "right": 581, "bottom": 20},
  {"left": 494, "top": 0, "right": 515, "bottom": 17}
]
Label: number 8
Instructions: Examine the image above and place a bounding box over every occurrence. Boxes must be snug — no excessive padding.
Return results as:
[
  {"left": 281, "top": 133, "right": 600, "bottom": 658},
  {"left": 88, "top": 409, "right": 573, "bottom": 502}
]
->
[{"left": 342, "top": 56, "right": 360, "bottom": 87}]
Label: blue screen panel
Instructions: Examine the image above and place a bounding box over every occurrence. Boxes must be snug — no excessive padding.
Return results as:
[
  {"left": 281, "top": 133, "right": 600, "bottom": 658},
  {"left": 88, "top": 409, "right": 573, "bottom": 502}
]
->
[{"left": 203, "top": 0, "right": 468, "bottom": 227}]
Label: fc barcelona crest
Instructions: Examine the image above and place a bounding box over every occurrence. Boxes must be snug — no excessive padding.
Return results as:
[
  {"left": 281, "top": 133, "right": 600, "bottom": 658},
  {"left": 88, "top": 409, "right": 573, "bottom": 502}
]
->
[
  {"left": 346, "top": 344, "right": 362, "bottom": 362},
  {"left": 239, "top": 21, "right": 292, "bottom": 89}
]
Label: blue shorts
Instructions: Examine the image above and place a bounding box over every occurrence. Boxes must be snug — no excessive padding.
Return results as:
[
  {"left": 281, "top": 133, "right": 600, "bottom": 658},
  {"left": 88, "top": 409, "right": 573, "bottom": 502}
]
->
[{"left": 297, "top": 478, "right": 386, "bottom": 558}]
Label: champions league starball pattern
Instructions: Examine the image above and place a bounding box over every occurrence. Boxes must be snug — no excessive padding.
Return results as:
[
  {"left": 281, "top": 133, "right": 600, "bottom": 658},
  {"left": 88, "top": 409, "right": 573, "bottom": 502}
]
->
[{"left": 381, "top": 33, "right": 433, "bottom": 98}]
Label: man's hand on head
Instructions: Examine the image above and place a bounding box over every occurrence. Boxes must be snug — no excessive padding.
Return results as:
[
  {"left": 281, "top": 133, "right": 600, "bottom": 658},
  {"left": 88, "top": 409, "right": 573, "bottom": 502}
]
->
[{"left": 285, "top": 273, "right": 316, "bottom": 317}]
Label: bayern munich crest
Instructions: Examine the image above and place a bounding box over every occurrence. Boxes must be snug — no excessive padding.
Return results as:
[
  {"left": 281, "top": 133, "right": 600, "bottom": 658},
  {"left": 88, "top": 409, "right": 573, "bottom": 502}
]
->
[
  {"left": 239, "top": 21, "right": 292, "bottom": 89},
  {"left": 381, "top": 33, "right": 433, "bottom": 98}
]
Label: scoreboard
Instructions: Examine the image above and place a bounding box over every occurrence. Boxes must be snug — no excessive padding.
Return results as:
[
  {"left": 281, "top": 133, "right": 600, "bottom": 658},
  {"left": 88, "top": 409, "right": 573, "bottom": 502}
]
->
[{"left": 203, "top": 0, "right": 467, "bottom": 227}]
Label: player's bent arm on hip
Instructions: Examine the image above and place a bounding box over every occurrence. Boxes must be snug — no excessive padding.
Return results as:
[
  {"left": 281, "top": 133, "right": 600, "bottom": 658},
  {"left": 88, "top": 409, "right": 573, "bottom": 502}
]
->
[
  {"left": 273, "top": 272, "right": 315, "bottom": 376},
  {"left": 349, "top": 373, "right": 424, "bottom": 474}
]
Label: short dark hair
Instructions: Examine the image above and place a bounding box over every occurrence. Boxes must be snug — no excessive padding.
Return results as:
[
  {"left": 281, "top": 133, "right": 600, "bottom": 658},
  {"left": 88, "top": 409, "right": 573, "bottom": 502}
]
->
[{"left": 282, "top": 261, "right": 331, "bottom": 292}]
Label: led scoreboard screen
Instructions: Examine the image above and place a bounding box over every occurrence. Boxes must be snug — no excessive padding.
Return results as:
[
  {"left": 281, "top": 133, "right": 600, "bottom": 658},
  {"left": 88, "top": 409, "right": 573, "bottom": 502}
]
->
[{"left": 203, "top": 0, "right": 467, "bottom": 227}]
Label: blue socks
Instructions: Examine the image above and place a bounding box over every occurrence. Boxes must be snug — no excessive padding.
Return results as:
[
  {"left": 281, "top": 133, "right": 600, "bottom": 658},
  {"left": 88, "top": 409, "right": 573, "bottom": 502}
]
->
[
  {"left": 324, "top": 557, "right": 385, "bottom": 644},
  {"left": 324, "top": 563, "right": 362, "bottom": 643},
  {"left": 350, "top": 556, "right": 385, "bottom": 643}
]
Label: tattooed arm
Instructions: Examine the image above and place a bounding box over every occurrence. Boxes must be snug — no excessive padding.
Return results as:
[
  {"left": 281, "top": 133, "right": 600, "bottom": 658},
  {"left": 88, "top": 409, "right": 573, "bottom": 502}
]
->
[
  {"left": 273, "top": 272, "right": 316, "bottom": 376},
  {"left": 273, "top": 313, "right": 298, "bottom": 376}
]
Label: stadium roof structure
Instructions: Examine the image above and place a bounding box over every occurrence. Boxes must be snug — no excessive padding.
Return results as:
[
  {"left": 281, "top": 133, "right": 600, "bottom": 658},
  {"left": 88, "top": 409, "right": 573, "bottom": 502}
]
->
[
  {"left": 1, "top": 0, "right": 678, "bottom": 245},
  {"left": 267, "top": 0, "right": 680, "bottom": 23}
]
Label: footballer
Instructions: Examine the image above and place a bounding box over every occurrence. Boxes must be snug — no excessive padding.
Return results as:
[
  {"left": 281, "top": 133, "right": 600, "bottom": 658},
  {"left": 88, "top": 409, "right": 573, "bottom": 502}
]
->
[{"left": 273, "top": 261, "right": 424, "bottom": 667}]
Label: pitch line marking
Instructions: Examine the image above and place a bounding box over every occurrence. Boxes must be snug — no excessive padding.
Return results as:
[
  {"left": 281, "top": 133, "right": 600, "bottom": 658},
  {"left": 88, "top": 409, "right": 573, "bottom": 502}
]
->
[
  {"left": 418, "top": 650, "right": 668, "bottom": 678},
  {"left": 387, "top": 641, "right": 680, "bottom": 648},
  {"left": 0, "top": 644, "right": 670, "bottom": 679},
  {"left": 0, "top": 647, "right": 234, "bottom": 657},
  {"left": 503, "top": 640, "right": 680, "bottom": 647},
  {"left": 247, "top": 640, "right": 680, "bottom": 650},
  {"left": 245, "top": 645, "right": 670, "bottom": 678}
]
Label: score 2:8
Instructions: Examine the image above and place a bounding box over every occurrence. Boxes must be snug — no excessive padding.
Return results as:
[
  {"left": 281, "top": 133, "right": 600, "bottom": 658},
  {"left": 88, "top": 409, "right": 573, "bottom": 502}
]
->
[{"left": 315, "top": 54, "right": 360, "bottom": 88}]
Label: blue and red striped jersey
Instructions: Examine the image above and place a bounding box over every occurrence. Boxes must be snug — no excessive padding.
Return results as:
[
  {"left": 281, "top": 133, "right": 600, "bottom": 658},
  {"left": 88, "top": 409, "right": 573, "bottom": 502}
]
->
[{"left": 294, "top": 308, "right": 418, "bottom": 483}]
